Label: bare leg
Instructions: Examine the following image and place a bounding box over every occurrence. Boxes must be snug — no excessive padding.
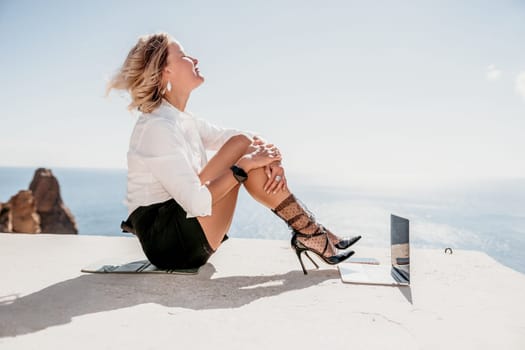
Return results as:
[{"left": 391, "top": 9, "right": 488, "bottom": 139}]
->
[
  {"left": 195, "top": 135, "right": 355, "bottom": 253},
  {"left": 197, "top": 186, "right": 240, "bottom": 250},
  {"left": 241, "top": 168, "right": 354, "bottom": 248},
  {"left": 196, "top": 135, "right": 251, "bottom": 250},
  {"left": 242, "top": 167, "right": 338, "bottom": 257},
  {"left": 198, "top": 162, "right": 291, "bottom": 251},
  {"left": 242, "top": 167, "right": 291, "bottom": 209}
]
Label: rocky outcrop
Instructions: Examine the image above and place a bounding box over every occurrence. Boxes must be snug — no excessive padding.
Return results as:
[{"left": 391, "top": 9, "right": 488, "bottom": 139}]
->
[
  {"left": 9, "top": 190, "right": 41, "bottom": 234},
  {"left": 29, "top": 168, "right": 77, "bottom": 234},
  {"left": 0, "top": 168, "right": 78, "bottom": 234},
  {"left": 0, "top": 202, "right": 12, "bottom": 232}
]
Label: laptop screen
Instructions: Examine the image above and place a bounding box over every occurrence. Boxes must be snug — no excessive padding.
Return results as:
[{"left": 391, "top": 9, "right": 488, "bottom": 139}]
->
[{"left": 391, "top": 214, "right": 410, "bottom": 283}]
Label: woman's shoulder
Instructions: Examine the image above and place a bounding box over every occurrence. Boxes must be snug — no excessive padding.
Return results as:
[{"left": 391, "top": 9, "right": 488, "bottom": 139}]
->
[{"left": 141, "top": 106, "right": 178, "bottom": 128}]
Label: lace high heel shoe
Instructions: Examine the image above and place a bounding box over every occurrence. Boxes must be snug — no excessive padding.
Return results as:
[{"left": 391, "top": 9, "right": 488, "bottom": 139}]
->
[
  {"left": 291, "top": 230, "right": 355, "bottom": 275},
  {"left": 272, "top": 194, "right": 363, "bottom": 251}
]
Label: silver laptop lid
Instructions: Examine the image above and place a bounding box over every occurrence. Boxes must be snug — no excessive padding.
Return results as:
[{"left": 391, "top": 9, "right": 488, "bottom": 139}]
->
[{"left": 391, "top": 214, "right": 410, "bottom": 283}]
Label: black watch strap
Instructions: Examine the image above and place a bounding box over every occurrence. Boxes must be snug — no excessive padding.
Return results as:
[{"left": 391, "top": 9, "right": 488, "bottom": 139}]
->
[{"left": 230, "top": 165, "right": 248, "bottom": 183}]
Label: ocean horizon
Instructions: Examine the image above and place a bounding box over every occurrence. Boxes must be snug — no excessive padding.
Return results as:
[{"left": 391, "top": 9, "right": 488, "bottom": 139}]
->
[{"left": 1, "top": 166, "right": 524, "bottom": 275}]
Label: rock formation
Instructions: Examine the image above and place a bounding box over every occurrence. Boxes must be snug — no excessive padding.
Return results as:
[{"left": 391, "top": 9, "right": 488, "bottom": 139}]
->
[
  {"left": 0, "top": 168, "right": 78, "bottom": 234},
  {"left": 9, "top": 190, "right": 41, "bottom": 233},
  {"left": 0, "top": 202, "right": 12, "bottom": 232},
  {"left": 29, "top": 168, "right": 78, "bottom": 234}
]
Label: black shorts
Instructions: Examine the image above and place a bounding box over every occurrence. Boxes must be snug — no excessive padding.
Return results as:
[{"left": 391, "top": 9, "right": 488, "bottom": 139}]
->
[{"left": 120, "top": 198, "right": 215, "bottom": 270}]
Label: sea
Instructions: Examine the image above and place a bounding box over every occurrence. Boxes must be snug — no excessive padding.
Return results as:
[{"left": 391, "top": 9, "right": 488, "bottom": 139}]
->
[{"left": 1, "top": 166, "right": 524, "bottom": 275}]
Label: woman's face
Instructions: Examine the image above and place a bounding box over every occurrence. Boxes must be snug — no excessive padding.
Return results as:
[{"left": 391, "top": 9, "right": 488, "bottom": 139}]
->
[{"left": 164, "top": 40, "right": 204, "bottom": 92}]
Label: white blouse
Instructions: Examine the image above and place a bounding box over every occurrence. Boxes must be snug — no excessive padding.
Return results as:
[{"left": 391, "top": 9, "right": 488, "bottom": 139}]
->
[{"left": 124, "top": 99, "right": 255, "bottom": 218}]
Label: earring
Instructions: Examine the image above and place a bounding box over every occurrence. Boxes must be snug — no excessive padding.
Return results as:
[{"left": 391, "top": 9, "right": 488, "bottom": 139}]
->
[{"left": 166, "top": 81, "right": 172, "bottom": 92}]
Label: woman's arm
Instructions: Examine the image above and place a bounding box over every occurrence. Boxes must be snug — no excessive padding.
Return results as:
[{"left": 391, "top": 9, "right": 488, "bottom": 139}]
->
[
  {"left": 194, "top": 117, "right": 256, "bottom": 151},
  {"left": 198, "top": 134, "right": 252, "bottom": 188}
]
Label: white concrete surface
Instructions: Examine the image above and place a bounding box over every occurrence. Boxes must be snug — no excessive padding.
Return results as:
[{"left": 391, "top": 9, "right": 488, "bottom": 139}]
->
[{"left": 0, "top": 233, "right": 524, "bottom": 349}]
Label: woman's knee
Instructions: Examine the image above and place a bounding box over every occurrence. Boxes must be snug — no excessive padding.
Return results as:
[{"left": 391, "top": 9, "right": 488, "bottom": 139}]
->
[
  {"left": 223, "top": 134, "right": 252, "bottom": 154},
  {"left": 199, "top": 136, "right": 251, "bottom": 184}
]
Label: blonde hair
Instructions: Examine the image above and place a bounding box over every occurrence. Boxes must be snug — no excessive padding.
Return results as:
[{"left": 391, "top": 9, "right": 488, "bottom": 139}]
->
[{"left": 107, "top": 33, "right": 171, "bottom": 113}]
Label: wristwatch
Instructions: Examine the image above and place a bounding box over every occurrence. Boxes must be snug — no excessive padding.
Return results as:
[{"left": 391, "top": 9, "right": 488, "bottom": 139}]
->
[{"left": 230, "top": 165, "right": 248, "bottom": 183}]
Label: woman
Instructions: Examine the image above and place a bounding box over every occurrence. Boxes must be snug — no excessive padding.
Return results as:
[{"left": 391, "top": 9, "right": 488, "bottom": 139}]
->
[{"left": 109, "top": 33, "right": 361, "bottom": 275}]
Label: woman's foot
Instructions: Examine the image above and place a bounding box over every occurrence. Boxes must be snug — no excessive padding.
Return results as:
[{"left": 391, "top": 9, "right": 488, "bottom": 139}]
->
[
  {"left": 291, "top": 230, "right": 355, "bottom": 274},
  {"left": 295, "top": 227, "right": 337, "bottom": 258},
  {"left": 272, "top": 194, "right": 352, "bottom": 258}
]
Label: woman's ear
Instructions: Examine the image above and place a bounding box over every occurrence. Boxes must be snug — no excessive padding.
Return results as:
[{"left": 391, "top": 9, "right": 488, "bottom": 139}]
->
[
  {"left": 163, "top": 67, "right": 175, "bottom": 81},
  {"left": 161, "top": 67, "right": 172, "bottom": 83}
]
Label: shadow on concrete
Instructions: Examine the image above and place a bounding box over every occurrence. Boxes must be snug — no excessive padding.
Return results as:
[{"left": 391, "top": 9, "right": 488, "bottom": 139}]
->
[
  {"left": 398, "top": 286, "right": 413, "bottom": 304},
  {"left": 0, "top": 263, "right": 336, "bottom": 338}
]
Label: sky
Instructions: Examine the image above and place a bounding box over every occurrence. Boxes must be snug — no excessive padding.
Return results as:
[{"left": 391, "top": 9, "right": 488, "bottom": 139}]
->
[{"left": 1, "top": 0, "right": 524, "bottom": 190}]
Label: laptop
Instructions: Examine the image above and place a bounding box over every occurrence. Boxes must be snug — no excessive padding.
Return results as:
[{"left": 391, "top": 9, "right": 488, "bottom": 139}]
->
[{"left": 338, "top": 214, "right": 410, "bottom": 286}]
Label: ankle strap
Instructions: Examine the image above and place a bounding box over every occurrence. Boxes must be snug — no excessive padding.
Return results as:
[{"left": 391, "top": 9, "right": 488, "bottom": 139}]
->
[
  {"left": 293, "top": 229, "right": 325, "bottom": 238},
  {"left": 272, "top": 193, "right": 296, "bottom": 212}
]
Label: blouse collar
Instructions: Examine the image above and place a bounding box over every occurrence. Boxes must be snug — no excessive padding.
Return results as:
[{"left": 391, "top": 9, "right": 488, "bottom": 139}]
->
[{"left": 160, "top": 98, "right": 194, "bottom": 119}]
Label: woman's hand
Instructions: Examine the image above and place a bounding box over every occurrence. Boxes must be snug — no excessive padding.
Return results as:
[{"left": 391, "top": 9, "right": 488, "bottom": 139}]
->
[
  {"left": 244, "top": 135, "right": 268, "bottom": 155},
  {"left": 250, "top": 136, "right": 287, "bottom": 193},
  {"left": 238, "top": 144, "right": 281, "bottom": 171},
  {"left": 264, "top": 161, "right": 288, "bottom": 194}
]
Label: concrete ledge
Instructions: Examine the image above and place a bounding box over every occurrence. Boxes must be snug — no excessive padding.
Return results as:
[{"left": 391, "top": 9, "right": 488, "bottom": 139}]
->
[{"left": 1, "top": 233, "right": 524, "bottom": 349}]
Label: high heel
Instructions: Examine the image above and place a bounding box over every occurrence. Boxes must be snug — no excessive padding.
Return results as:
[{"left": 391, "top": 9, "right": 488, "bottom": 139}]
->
[
  {"left": 291, "top": 231, "right": 355, "bottom": 275},
  {"left": 294, "top": 248, "right": 319, "bottom": 273},
  {"left": 272, "top": 194, "right": 363, "bottom": 253}
]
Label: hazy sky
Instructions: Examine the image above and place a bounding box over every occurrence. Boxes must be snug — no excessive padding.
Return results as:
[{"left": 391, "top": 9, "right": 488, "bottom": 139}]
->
[{"left": 1, "top": 0, "right": 524, "bottom": 189}]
